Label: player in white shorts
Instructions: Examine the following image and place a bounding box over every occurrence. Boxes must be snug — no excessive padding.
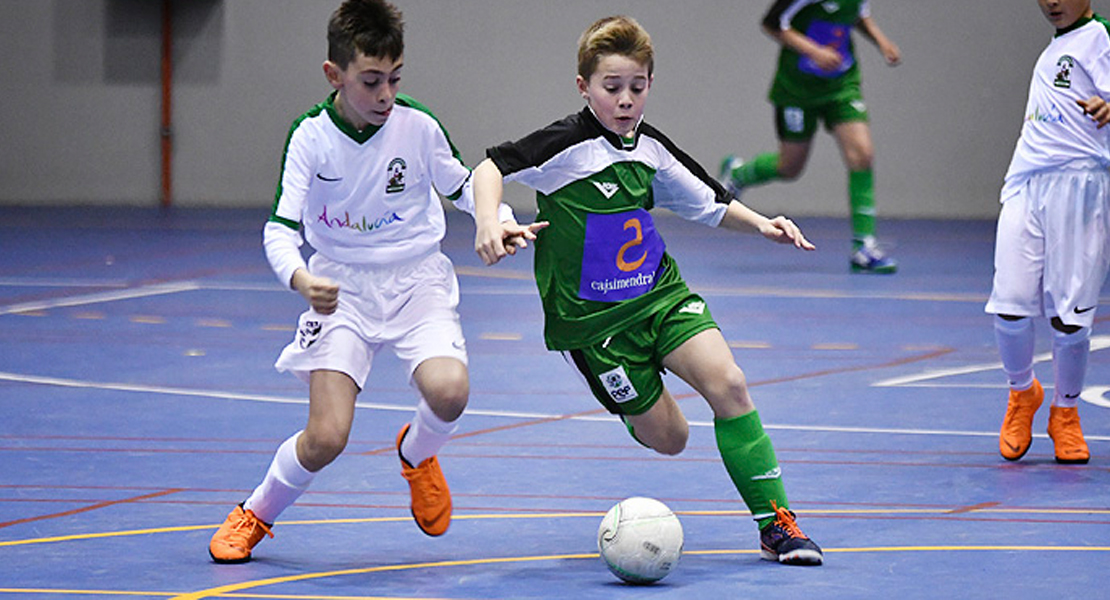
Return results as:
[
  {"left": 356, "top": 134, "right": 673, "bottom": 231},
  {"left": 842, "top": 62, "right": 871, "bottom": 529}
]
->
[
  {"left": 207, "top": 0, "right": 535, "bottom": 565},
  {"left": 274, "top": 250, "right": 468, "bottom": 390},
  {"left": 986, "top": 0, "right": 1110, "bottom": 465}
]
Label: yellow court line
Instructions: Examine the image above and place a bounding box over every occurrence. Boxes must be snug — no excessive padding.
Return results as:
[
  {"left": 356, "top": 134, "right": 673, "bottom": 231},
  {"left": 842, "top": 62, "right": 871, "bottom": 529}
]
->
[
  {"left": 3, "top": 507, "right": 1108, "bottom": 549},
  {"left": 4, "top": 546, "right": 1110, "bottom": 600},
  {"left": 170, "top": 546, "right": 1110, "bottom": 600},
  {"left": 168, "top": 554, "right": 600, "bottom": 600},
  {"left": 680, "top": 508, "right": 1110, "bottom": 516},
  {"left": 0, "top": 514, "right": 600, "bottom": 548},
  {"left": 0, "top": 590, "right": 448, "bottom": 600}
]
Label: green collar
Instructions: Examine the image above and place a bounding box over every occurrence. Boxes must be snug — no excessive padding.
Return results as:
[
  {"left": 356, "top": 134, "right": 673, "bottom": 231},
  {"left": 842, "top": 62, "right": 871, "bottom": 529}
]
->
[
  {"left": 324, "top": 92, "right": 382, "bottom": 143},
  {"left": 1055, "top": 13, "right": 1094, "bottom": 37}
]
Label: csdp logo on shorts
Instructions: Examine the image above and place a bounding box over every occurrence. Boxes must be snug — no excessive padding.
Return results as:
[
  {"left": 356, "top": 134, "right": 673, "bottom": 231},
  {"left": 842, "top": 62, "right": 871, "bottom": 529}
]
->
[
  {"left": 599, "top": 365, "right": 639, "bottom": 404},
  {"left": 297, "top": 319, "right": 323, "bottom": 349}
]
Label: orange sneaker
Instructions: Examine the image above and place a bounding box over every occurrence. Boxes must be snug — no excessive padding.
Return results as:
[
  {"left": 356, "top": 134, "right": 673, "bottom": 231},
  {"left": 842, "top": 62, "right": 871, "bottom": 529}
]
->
[
  {"left": 1047, "top": 406, "right": 1090, "bottom": 464},
  {"left": 208, "top": 504, "right": 274, "bottom": 564},
  {"left": 999, "top": 379, "right": 1043, "bottom": 461},
  {"left": 396, "top": 424, "right": 452, "bottom": 536}
]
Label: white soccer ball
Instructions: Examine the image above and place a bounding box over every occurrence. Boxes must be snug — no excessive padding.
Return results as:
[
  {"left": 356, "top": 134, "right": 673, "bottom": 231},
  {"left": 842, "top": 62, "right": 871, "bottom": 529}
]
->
[{"left": 597, "top": 497, "right": 684, "bottom": 584}]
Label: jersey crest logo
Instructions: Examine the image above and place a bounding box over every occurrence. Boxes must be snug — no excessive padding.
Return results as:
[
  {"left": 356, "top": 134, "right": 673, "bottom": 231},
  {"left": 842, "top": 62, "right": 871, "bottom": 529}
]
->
[
  {"left": 591, "top": 181, "right": 620, "bottom": 199},
  {"left": 1054, "top": 55, "right": 1074, "bottom": 89},
  {"left": 386, "top": 157, "right": 407, "bottom": 193}
]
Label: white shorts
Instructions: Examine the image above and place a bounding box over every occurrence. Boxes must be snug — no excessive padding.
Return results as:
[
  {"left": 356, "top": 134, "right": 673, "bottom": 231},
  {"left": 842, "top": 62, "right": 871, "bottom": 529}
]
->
[
  {"left": 274, "top": 250, "right": 467, "bottom": 389},
  {"left": 986, "top": 166, "right": 1110, "bottom": 328}
]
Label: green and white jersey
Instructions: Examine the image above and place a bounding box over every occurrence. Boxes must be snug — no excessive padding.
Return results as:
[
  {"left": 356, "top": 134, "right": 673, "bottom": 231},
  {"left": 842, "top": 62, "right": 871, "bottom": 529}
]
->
[
  {"left": 1003, "top": 14, "right": 1110, "bottom": 200},
  {"left": 487, "top": 107, "right": 731, "bottom": 350},
  {"left": 763, "top": 0, "right": 870, "bottom": 106},
  {"left": 266, "top": 92, "right": 501, "bottom": 287}
]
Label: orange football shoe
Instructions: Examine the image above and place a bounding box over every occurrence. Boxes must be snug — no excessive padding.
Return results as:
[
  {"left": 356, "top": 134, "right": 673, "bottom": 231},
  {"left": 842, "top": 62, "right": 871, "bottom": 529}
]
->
[
  {"left": 1047, "top": 406, "right": 1090, "bottom": 464},
  {"left": 397, "top": 424, "right": 452, "bottom": 536},
  {"left": 208, "top": 504, "right": 273, "bottom": 564},
  {"left": 999, "top": 379, "right": 1043, "bottom": 461}
]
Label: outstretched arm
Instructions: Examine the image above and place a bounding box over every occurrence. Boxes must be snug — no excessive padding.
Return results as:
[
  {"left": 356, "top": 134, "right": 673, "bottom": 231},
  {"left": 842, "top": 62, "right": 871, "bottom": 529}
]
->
[
  {"left": 856, "top": 15, "right": 901, "bottom": 66},
  {"left": 717, "top": 200, "right": 815, "bottom": 251},
  {"left": 473, "top": 159, "right": 548, "bottom": 266}
]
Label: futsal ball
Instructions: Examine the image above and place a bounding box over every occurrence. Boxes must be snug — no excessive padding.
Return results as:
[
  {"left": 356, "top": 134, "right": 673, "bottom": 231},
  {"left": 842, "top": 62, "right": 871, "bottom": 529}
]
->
[{"left": 597, "top": 497, "right": 684, "bottom": 584}]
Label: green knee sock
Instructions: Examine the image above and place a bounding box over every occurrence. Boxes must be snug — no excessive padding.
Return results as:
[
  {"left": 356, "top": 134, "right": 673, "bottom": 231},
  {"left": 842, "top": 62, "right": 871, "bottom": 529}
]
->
[
  {"left": 849, "top": 169, "right": 876, "bottom": 245},
  {"left": 735, "top": 152, "right": 782, "bottom": 187},
  {"left": 715, "top": 411, "right": 789, "bottom": 529}
]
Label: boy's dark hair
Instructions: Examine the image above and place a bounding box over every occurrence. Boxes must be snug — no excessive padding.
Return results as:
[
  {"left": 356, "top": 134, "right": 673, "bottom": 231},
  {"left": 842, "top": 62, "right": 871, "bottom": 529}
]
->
[{"left": 327, "top": 0, "right": 404, "bottom": 68}]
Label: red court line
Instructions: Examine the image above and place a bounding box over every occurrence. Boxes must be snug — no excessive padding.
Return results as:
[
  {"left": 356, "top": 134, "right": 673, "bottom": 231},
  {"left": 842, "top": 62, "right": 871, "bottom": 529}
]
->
[
  {"left": 356, "top": 347, "right": 957, "bottom": 457},
  {"left": 0, "top": 488, "right": 185, "bottom": 530},
  {"left": 355, "top": 408, "right": 605, "bottom": 456},
  {"left": 948, "top": 501, "right": 1002, "bottom": 514},
  {"left": 5, "top": 485, "right": 1106, "bottom": 514},
  {"left": 725, "top": 347, "right": 955, "bottom": 390}
]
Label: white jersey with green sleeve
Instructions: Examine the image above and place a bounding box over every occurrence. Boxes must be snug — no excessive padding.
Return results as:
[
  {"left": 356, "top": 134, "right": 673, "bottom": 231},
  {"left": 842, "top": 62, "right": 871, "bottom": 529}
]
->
[
  {"left": 1003, "top": 15, "right": 1110, "bottom": 200},
  {"left": 264, "top": 92, "right": 511, "bottom": 287}
]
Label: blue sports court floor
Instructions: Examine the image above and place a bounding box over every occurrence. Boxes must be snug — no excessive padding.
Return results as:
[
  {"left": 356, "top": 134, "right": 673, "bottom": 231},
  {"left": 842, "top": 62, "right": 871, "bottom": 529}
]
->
[{"left": 0, "top": 207, "right": 1107, "bottom": 599}]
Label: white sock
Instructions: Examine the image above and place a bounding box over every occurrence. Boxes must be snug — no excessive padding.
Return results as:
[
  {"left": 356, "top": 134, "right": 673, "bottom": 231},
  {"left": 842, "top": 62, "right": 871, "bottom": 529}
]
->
[
  {"left": 244, "top": 431, "right": 315, "bottom": 524},
  {"left": 1051, "top": 327, "right": 1089, "bottom": 408},
  {"left": 400, "top": 399, "right": 458, "bottom": 466},
  {"left": 994, "top": 315, "right": 1036, "bottom": 390}
]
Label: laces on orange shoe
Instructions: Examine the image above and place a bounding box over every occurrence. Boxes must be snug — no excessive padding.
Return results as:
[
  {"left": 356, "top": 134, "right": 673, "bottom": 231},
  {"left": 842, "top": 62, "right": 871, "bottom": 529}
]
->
[
  {"left": 770, "top": 500, "right": 808, "bottom": 539},
  {"left": 232, "top": 509, "right": 274, "bottom": 540}
]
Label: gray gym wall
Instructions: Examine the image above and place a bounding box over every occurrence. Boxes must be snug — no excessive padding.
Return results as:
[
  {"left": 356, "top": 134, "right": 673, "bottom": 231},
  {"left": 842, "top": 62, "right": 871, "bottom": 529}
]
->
[{"left": 1, "top": 1, "right": 1049, "bottom": 219}]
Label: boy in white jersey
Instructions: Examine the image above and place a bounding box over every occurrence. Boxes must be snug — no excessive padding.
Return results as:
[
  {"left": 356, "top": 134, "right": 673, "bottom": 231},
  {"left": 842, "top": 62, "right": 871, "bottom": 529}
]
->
[
  {"left": 208, "top": 0, "right": 534, "bottom": 563},
  {"left": 987, "top": 0, "right": 1110, "bottom": 465}
]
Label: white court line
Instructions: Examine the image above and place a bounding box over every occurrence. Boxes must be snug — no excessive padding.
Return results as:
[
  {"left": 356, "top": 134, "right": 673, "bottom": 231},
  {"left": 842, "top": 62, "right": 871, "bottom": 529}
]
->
[
  {"left": 0, "top": 369, "right": 573, "bottom": 419},
  {"left": 2, "top": 279, "right": 1105, "bottom": 436},
  {"left": 875, "top": 335, "right": 1110, "bottom": 409},
  {"left": 875, "top": 335, "right": 1110, "bottom": 387},
  {"left": 0, "top": 281, "right": 202, "bottom": 315},
  {"left": 1, "top": 370, "right": 1107, "bottom": 442},
  {"left": 0, "top": 278, "right": 130, "bottom": 288}
]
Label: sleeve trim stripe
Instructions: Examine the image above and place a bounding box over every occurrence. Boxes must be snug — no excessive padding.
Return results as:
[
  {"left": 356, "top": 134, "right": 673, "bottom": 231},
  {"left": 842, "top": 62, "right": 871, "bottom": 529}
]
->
[{"left": 269, "top": 214, "right": 300, "bottom": 230}]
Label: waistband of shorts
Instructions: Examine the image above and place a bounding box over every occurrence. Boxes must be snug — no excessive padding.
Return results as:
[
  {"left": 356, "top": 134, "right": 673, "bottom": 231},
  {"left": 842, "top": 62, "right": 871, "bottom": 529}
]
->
[
  {"left": 1056, "top": 158, "right": 1110, "bottom": 172},
  {"left": 1002, "top": 159, "right": 1110, "bottom": 201},
  {"left": 311, "top": 246, "right": 441, "bottom": 274}
]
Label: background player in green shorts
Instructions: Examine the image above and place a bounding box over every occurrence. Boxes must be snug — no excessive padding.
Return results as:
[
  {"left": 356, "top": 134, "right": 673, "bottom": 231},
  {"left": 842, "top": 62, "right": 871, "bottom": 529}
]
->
[
  {"left": 473, "top": 15, "right": 824, "bottom": 566},
  {"left": 720, "top": 0, "right": 902, "bottom": 273}
]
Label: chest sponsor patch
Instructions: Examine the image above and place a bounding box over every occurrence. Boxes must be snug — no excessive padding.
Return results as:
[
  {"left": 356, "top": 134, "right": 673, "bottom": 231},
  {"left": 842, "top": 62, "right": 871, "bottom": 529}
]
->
[
  {"left": 579, "top": 208, "right": 665, "bottom": 302},
  {"left": 799, "top": 20, "right": 854, "bottom": 78}
]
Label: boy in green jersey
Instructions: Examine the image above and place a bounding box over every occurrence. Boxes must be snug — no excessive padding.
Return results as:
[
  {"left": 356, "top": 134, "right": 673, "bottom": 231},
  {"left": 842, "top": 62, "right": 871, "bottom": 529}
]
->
[
  {"left": 474, "top": 15, "right": 824, "bottom": 566},
  {"left": 720, "top": 0, "right": 902, "bottom": 273}
]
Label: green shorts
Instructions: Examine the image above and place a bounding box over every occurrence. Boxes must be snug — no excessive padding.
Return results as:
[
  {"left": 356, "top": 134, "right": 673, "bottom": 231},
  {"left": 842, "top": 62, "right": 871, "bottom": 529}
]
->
[
  {"left": 562, "top": 294, "right": 718, "bottom": 416},
  {"left": 774, "top": 95, "right": 869, "bottom": 142}
]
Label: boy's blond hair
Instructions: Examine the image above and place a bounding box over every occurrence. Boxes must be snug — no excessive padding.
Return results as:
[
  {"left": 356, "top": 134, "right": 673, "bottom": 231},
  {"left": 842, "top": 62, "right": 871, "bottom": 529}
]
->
[{"left": 577, "top": 15, "right": 654, "bottom": 80}]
